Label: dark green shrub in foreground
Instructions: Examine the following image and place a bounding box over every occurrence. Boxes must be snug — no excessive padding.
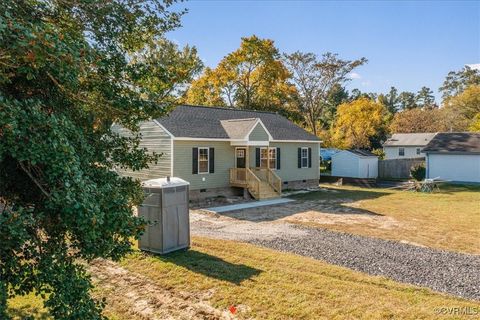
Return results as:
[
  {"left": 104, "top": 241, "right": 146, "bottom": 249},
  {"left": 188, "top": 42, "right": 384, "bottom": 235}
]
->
[{"left": 0, "top": 1, "right": 202, "bottom": 318}]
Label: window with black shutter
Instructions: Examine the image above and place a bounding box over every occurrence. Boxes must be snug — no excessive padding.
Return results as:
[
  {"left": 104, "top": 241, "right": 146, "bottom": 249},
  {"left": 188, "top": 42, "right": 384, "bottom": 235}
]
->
[
  {"left": 192, "top": 147, "right": 198, "bottom": 174},
  {"left": 308, "top": 147, "right": 312, "bottom": 168},
  {"left": 209, "top": 147, "right": 215, "bottom": 173},
  {"left": 198, "top": 147, "right": 209, "bottom": 174},
  {"left": 301, "top": 147, "right": 309, "bottom": 168},
  {"left": 276, "top": 147, "right": 281, "bottom": 170}
]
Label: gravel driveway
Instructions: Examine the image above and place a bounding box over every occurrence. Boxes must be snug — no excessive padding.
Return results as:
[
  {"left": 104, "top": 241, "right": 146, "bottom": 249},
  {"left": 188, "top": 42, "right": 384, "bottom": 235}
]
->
[{"left": 191, "top": 210, "right": 480, "bottom": 301}]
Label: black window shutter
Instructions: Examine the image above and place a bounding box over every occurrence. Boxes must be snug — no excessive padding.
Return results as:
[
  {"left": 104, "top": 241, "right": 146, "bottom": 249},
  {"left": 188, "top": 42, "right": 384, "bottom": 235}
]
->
[
  {"left": 276, "top": 147, "right": 281, "bottom": 170},
  {"left": 308, "top": 147, "right": 312, "bottom": 168},
  {"left": 192, "top": 147, "right": 198, "bottom": 174},
  {"left": 255, "top": 148, "right": 260, "bottom": 167},
  {"left": 209, "top": 147, "right": 215, "bottom": 173},
  {"left": 297, "top": 148, "right": 301, "bottom": 168}
]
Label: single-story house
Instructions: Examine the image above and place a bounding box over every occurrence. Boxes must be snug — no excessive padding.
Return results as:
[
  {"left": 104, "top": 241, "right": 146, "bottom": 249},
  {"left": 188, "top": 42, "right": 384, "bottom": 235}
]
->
[
  {"left": 423, "top": 132, "right": 480, "bottom": 183},
  {"left": 331, "top": 150, "right": 378, "bottom": 179},
  {"left": 112, "top": 105, "right": 321, "bottom": 199},
  {"left": 383, "top": 133, "right": 436, "bottom": 159}
]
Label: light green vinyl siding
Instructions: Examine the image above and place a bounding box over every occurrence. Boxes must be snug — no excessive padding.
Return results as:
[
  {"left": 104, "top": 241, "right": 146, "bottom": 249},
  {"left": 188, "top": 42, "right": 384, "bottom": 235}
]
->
[
  {"left": 111, "top": 121, "right": 172, "bottom": 181},
  {"left": 173, "top": 140, "right": 235, "bottom": 190},
  {"left": 249, "top": 142, "right": 320, "bottom": 181},
  {"left": 248, "top": 123, "right": 269, "bottom": 141}
]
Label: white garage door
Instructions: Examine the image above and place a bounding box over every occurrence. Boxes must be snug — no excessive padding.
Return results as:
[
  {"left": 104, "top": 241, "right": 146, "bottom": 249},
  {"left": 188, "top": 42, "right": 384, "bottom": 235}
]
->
[{"left": 428, "top": 154, "right": 480, "bottom": 183}]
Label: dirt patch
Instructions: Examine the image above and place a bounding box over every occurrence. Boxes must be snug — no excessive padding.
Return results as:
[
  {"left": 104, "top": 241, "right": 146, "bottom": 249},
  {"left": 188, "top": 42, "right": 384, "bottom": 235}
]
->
[
  {"left": 191, "top": 210, "right": 309, "bottom": 241},
  {"left": 89, "top": 259, "right": 235, "bottom": 320},
  {"left": 206, "top": 199, "right": 402, "bottom": 231},
  {"left": 279, "top": 201, "right": 401, "bottom": 230}
]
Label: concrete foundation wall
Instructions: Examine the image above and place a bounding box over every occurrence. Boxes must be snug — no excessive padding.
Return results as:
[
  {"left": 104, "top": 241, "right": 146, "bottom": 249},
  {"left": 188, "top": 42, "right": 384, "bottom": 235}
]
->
[
  {"left": 282, "top": 179, "right": 318, "bottom": 190},
  {"left": 189, "top": 186, "right": 243, "bottom": 201}
]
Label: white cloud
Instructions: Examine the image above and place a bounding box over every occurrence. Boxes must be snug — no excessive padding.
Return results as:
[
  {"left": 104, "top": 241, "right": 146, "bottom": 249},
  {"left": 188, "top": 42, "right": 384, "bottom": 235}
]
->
[
  {"left": 349, "top": 72, "right": 362, "bottom": 79},
  {"left": 361, "top": 80, "right": 371, "bottom": 87},
  {"left": 466, "top": 63, "right": 480, "bottom": 70}
]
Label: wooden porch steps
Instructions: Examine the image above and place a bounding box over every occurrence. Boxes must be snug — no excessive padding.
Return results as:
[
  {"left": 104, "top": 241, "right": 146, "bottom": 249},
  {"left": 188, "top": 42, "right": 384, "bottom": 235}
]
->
[
  {"left": 257, "top": 181, "right": 281, "bottom": 199},
  {"left": 230, "top": 167, "right": 282, "bottom": 200}
]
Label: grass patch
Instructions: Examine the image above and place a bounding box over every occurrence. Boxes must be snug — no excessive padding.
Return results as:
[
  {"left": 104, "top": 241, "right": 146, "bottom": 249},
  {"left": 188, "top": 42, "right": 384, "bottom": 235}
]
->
[
  {"left": 291, "top": 183, "right": 480, "bottom": 254},
  {"left": 7, "top": 292, "right": 49, "bottom": 320},
  {"left": 117, "top": 237, "right": 479, "bottom": 319},
  {"left": 8, "top": 237, "right": 480, "bottom": 319}
]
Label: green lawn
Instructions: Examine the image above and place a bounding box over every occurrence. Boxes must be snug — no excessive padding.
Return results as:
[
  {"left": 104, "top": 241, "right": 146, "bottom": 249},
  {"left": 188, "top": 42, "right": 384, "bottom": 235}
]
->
[
  {"left": 290, "top": 183, "right": 480, "bottom": 254},
  {"left": 9, "top": 237, "right": 479, "bottom": 319},
  {"left": 8, "top": 184, "right": 480, "bottom": 319}
]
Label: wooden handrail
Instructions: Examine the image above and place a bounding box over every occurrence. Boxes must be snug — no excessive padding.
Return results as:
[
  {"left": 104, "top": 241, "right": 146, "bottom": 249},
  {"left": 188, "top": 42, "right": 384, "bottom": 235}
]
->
[
  {"left": 246, "top": 168, "right": 261, "bottom": 199},
  {"left": 230, "top": 168, "right": 247, "bottom": 185},
  {"left": 231, "top": 167, "right": 281, "bottom": 199},
  {"left": 267, "top": 168, "right": 282, "bottom": 194}
]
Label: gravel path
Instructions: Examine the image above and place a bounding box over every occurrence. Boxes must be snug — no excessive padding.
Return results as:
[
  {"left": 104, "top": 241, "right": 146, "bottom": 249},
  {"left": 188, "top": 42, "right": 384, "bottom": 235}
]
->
[{"left": 191, "top": 211, "right": 480, "bottom": 301}]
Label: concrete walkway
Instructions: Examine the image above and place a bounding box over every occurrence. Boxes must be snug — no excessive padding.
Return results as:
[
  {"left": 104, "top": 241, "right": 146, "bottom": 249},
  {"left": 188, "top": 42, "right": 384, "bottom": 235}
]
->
[{"left": 204, "top": 198, "right": 294, "bottom": 213}]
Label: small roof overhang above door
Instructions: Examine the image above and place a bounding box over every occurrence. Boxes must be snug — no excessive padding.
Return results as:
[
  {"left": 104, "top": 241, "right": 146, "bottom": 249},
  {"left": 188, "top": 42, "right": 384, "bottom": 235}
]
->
[{"left": 230, "top": 140, "right": 269, "bottom": 146}]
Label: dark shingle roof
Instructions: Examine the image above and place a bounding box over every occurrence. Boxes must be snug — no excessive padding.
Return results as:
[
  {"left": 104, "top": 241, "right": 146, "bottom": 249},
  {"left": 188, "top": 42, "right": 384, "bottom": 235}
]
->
[
  {"left": 422, "top": 132, "right": 480, "bottom": 153},
  {"left": 348, "top": 149, "right": 377, "bottom": 157},
  {"left": 156, "top": 105, "right": 319, "bottom": 141}
]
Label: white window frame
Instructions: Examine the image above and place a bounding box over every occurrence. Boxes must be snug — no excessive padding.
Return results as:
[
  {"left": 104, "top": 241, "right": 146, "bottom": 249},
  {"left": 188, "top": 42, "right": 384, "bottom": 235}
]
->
[
  {"left": 198, "top": 147, "right": 209, "bottom": 174},
  {"left": 398, "top": 147, "right": 405, "bottom": 157},
  {"left": 260, "top": 147, "right": 277, "bottom": 170},
  {"left": 301, "top": 147, "right": 309, "bottom": 168},
  {"left": 416, "top": 148, "right": 421, "bottom": 155}
]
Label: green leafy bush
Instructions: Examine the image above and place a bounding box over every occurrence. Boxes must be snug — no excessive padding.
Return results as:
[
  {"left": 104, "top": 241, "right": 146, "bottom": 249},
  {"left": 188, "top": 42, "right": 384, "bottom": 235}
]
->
[
  {"left": 410, "top": 164, "right": 426, "bottom": 181},
  {"left": 371, "top": 148, "right": 385, "bottom": 160},
  {"left": 0, "top": 1, "right": 202, "bottom": 318}
]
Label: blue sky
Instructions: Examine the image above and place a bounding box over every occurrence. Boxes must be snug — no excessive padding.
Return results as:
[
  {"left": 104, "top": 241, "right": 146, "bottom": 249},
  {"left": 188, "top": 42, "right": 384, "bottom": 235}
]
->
[{"left": 168, "top": 1, "right": 479, "bottom": 102}]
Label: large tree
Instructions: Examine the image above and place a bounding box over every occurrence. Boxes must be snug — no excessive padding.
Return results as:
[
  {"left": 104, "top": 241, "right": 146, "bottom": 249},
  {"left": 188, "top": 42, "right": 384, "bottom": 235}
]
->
[
  {"left": 377, "top": 87, "right": 400, "bottom": 114},
  {"left": 331, "top": 98, "right": 389, "bottom": 149},
  {"left": 442, "top": 85, "right": 480, "bottom": 131},
  {"left": 439, "top": 66, "right": 480, "bottom": 101},
  {"left": 284, "top": 52, "right": 367, "bottom": 136},
  {"left": 184, "top": 35, "right": 298, "bottom": 115},
  {"left": 389, "top": 108, "right": 447, "bottom": 133},
  {"left": 0, "top": 1, "right": 201, "bottom": 318},
  {"left": 415, "top": 86, "right": 437, "bottom": 109},
  {"left": 397, "top": 91, "right": 418, "bottom": 110}
]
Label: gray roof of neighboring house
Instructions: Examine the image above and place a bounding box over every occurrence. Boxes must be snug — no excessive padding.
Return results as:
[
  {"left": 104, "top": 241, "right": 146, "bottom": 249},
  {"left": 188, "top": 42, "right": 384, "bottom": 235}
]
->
[
  {"left": 383, "top": 133, "right": 436, "bottom": 147},
  {"left": 220, "top": 118, "right": 259, "bottom": 139},
  {"left": 422, "top": 132, "right": 480, "bottom": 153},
  {"left": 347, "top": 149, "right": 377, "bottom": 157},
  {"left": 156, "top": 105, "right": 320, "bottom": 141}
]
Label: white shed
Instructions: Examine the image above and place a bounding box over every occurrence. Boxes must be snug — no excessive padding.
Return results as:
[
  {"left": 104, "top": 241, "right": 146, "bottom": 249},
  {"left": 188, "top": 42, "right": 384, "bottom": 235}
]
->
[
  {"left": 423, "top": 132, "right": 480, "bottom": 183},
  {"left": 332, "top": 150, "right": 378, "bottom": 179}
]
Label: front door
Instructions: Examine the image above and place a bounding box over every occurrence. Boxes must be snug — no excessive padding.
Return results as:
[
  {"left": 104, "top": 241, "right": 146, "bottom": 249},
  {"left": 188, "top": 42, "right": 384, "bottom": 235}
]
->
[
  {"left": 236, "top": 148, "right": 246, "bottom": 168},
  {"left": 235, "top": 148, "right": 247, "bottom": 182}
]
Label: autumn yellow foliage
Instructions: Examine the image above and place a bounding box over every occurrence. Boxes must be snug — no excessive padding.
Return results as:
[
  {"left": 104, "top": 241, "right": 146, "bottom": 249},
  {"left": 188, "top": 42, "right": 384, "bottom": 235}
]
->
[
  {"left": 331, "top": 98, "right": 388, "bottom": 149},
  {"left": 442, "top": 85, "right": 480, "bottom": 131}
]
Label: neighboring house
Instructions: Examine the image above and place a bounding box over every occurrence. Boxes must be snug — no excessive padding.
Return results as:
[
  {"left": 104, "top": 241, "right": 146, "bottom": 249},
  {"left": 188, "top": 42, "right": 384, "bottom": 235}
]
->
[
  {"left": 112, "top": 105, "right": 321, "bottom": 199},
  {"left": 423, "top": 132, "right": 480, "bottom": 183},
  {"left": 383, "top": 133, "right": 436, "bottom": 159},
  {"left": 331, "top": 150, "right": 378, "bottom": 179}
]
